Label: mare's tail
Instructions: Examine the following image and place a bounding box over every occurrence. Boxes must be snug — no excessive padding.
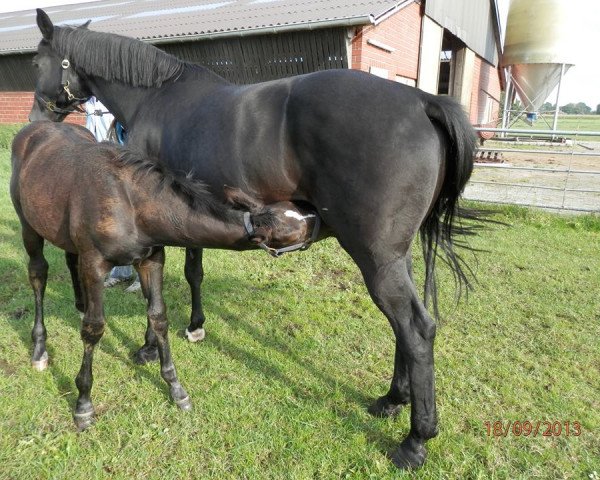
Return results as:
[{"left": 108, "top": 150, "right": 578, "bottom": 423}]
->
[{"left": 419, "top": 93, "right": 477, "bottom": 319}]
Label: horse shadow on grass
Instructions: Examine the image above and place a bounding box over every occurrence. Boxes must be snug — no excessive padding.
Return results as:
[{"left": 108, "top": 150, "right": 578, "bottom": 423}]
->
[{"left": 162, "top": 267, "right": 402, "bottom": 454}]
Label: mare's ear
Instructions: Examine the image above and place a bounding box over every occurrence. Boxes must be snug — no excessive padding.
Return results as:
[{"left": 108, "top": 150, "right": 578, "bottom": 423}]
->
[
  {"left": 36, "top": 9, "right": 54, "bottom": 41},
  {"left": 80, "top": 19, "right": 92, "bottom": 29},
  {"left": 223, "top": 185, "right": 264, "bottom": 212}
]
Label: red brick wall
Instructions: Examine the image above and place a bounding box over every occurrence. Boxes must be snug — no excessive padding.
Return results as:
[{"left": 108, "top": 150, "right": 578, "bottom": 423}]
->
[
  {"left": 0, "top": 92, "right": 34, "bottom": 124},
  {"left": 0, "top": 91, "right": 85, "bottom": 125},
  {"left": 469, "top": 56, "right": 502, "bottom": 126},
  {"left": 351, "top": 2, "right": 421, "bottom": 82}
]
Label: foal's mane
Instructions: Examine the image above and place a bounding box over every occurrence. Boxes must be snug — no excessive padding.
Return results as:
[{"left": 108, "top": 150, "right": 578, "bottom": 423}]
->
[
  {"left": 52, "top": 26, "right": 185, "bottom": 87},
  {"left": 107, "top": 145, "right": 229, "bottom": 219}
]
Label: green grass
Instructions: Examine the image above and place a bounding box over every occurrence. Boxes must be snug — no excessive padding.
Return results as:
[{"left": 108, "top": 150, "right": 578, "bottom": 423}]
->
[
  {"left": 0, "top": 144, "right": 598, "bottom": 479},
  {"left": 507, "top": 114, "right": 600, "bottom": 141},
  {"left": 0, "top": 123, "right": 25, "bottom": 149}
]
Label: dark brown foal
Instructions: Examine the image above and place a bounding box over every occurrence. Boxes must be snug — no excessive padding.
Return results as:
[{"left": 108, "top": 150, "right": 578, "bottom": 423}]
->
[{"left": 10, "top": 121, "right": 284, "bottom": 429}]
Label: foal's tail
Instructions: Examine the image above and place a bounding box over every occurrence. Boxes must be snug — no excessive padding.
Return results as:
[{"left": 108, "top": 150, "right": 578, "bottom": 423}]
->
[{"left": 420, "top": 93, "right": 477, "bottom": 319}]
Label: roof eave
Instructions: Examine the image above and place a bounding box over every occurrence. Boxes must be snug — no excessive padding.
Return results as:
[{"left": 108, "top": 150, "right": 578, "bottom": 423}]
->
[
  {"left": 0, "top": 15, "right": 374, "bottom": 55},
  {"left": 146, "top": 16, "right": 373, "bottom": 45}
]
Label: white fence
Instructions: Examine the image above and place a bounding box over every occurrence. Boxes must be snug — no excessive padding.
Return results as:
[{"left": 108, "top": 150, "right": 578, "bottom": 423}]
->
[{"left": 465, "top": 128, "right": 600, "bottom": 214}]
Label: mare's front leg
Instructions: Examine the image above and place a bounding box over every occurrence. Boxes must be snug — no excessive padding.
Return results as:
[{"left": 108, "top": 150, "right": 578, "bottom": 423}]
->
[
  {"left": 184, "top": 247, "right": 206, "bottom": 342},
  {"left": 136, "top": 248, "right": 191, "bottom": 410},
  {"left": 65, "top": 252, "right": 85, "bottom": 315},
  {"left": 73, "top": 252, "right": 111, "bottom": 430},
  {"left": 21, "top": 224, "right": 49, "bottom": 370}
]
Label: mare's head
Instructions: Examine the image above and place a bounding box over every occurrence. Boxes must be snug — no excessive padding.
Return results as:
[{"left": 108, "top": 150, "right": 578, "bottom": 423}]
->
[
  {"left": 224, "top": 187, "right": 319, "bottom": 253},
  {"left": 30, "top": 10, "right": 92, "bottom": 122}
]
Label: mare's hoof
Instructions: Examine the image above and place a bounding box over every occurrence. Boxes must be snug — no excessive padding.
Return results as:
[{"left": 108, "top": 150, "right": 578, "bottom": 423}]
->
[
  {"left": 368, "top": 395, "right": 406, "bottom": 418},
  {"left": 185, "top": 327, "right": 206, "bottom": 343},
  {"left": 73, "top": 409, "right": 95, "bottom": 431},
  {"left": 134, "top": 346, "right": 159, "bottom": 365},
  {"left": 31, "top": 351, "right": 49, "bottom": 371},
  {"left": 175, "top": 396, "right": 192, "bottom": 411},
  {"left": 390, "top": 436, "right": 427, "bottom": 470}
]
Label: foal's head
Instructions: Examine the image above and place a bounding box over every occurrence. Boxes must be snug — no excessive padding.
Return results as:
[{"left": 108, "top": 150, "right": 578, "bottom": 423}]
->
[{"left": 224, "top": 187, "right": 319, "bottom": 251}]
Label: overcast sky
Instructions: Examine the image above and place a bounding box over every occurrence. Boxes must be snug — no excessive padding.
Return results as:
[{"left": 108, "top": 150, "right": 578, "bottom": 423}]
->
[{"left": 2, "top": 0, "right": 599, "bottom": 108}]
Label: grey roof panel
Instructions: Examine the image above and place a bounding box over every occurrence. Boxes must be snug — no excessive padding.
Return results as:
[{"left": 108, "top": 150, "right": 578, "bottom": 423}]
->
[{"left": 0, "top": 0, "right": 408, "bottom": 53}]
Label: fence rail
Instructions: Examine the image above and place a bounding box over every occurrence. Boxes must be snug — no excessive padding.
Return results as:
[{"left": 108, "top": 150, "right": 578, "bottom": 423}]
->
[{"left": 465, "top": 128, "right": 600, "bottom": 213}]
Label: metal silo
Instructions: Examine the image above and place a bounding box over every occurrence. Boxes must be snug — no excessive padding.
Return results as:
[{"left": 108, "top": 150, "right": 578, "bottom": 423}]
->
[{"left": 501, "top": 0, "right": 577, "bottom": 128}]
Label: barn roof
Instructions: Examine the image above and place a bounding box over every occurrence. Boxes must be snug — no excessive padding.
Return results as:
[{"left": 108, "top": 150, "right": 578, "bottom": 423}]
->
[{"left": 0, "top": 0, "right": 415, "bottom": 54}]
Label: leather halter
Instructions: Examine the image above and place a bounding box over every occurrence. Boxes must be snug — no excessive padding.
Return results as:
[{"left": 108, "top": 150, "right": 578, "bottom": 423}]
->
[
  {"left": 35, "top": 58, "right": 89, "bottom": 115},
  {"left": 243, "top": 211, "right": 321, "bottom": 258}
]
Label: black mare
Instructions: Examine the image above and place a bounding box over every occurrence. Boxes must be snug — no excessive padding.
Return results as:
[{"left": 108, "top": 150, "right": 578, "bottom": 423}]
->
[{"left": 29, "top": 9, "right": 477, "bottom": 468}]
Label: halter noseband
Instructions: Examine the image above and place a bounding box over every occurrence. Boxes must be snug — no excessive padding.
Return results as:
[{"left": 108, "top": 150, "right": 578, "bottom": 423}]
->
[
  {"left": 35, "top": 58, "right": 89, "bottom": 115},
  {"left": 243, "top": 211, "right": 321, "bottom": 258}
]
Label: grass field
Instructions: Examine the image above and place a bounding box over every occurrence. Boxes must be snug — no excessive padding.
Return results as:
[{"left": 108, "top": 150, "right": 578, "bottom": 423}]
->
[
  {"left": 0, "top": 140, "right": 598, "bottom": 479},
  {"left": 504, "top": 114, "right": 600, "bottom": 142}
]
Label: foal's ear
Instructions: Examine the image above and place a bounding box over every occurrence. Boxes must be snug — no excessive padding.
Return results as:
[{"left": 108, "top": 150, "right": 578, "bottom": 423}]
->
[
  {"left": 223, "top": 185, "right": 264, "bottom": 212},
  {"left": 80, "top": 19, "right": 92, "bottom": 29},
  {"left": 36, "top": 9, "right": 54, "bottom": 41}
]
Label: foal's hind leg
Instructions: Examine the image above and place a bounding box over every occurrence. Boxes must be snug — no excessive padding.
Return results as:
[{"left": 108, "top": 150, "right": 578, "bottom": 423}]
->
[
  {"left": 21, "top": 225, "right": 49, "bottom": 370},
  {"left": 73, "top": 252, "right": 111, "bottom": 430},
  {"left": 136, "top": 248, "right": 191, "bottom": 410},
  {"left": 65, "top": 252, "right": 85, "bottom": 315}
]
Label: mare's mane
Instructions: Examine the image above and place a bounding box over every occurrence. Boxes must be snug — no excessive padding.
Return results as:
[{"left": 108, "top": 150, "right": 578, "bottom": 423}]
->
[{"left": 51, "top": 26, "right": 185, "bottom": 88}]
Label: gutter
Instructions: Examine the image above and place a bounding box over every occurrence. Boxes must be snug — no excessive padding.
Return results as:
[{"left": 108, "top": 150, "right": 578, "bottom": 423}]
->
[{"left": 371, "top": 0, "right": 415, "bottom": 26}]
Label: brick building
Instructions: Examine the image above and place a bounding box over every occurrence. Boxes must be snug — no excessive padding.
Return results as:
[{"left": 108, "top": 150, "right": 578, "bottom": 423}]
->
[{"left": 0, "top": 0, "right": 503, "bottom": 125}]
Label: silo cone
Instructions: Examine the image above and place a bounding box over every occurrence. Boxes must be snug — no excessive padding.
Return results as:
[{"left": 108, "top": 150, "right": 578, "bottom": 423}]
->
[{"left": 502, "top": 0, "right": 577, "bottom": 116}]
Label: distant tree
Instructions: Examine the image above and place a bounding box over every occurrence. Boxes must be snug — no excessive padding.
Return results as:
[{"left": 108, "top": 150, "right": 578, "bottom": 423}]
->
[
  {"left": 596, "top": 104, "right": 600, "bottom": 115},
  {"left": 560, "top": 102, "right": 592, "bottom": 114},
  {"left": 540, "top": 102, "right": 554, "bottom": 113}
]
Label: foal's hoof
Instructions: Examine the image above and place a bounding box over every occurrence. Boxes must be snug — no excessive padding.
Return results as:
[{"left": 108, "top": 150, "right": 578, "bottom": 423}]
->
[
  {"left": 73, "top": 409, "right": 95, "bottom": 431},
  {"left": 133, "top": 346, "right": 159, "bottom": 364},
  {"left": 175, "top": 396, "right": 192, "bottom": 412},
  {"left": 31, "top": 351, "right": 49, "bottom": 371},
  {"left": 389, "top": 436, "right": 427, "bottom": 470},
  {"left": 368, "top": 395, "right": 406, "bottom": 418},
  {"left": 185, "top": 327, "right": 206, "bottom": 343}
]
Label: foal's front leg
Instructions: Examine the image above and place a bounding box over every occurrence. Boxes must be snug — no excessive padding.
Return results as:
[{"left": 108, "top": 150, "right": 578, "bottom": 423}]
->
[
  {"left": 136, "top": 248, "right": 191, "bottom": 410},
  {"left": 73, "top": 253, "right": 111, "bottom": 430},
  {"left": 134, "top": 247, "right": 207, "bottom": 364}
]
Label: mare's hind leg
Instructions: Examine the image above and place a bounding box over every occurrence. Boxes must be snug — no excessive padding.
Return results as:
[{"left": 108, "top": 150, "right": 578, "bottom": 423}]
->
[
  {"left": 136, "top": 248, "right": 191, "bottom": 410},
  {"left": 65, "top": 252, "right": 85, "bottom": 315},
  {"left": 21, "top": 224, "right": 49, "bottom": 371},
  {"left": 349, "top": 248, "right": 437, "bottom": 469},
  {"left": 73, "top": 252, "right": 110, "bottom": 430},
  {"left": 368, "top": 251, "right": 413, "bottom": 417},
  {"left": 184, "top": 247, "right": 207, "bottom": 342}
]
